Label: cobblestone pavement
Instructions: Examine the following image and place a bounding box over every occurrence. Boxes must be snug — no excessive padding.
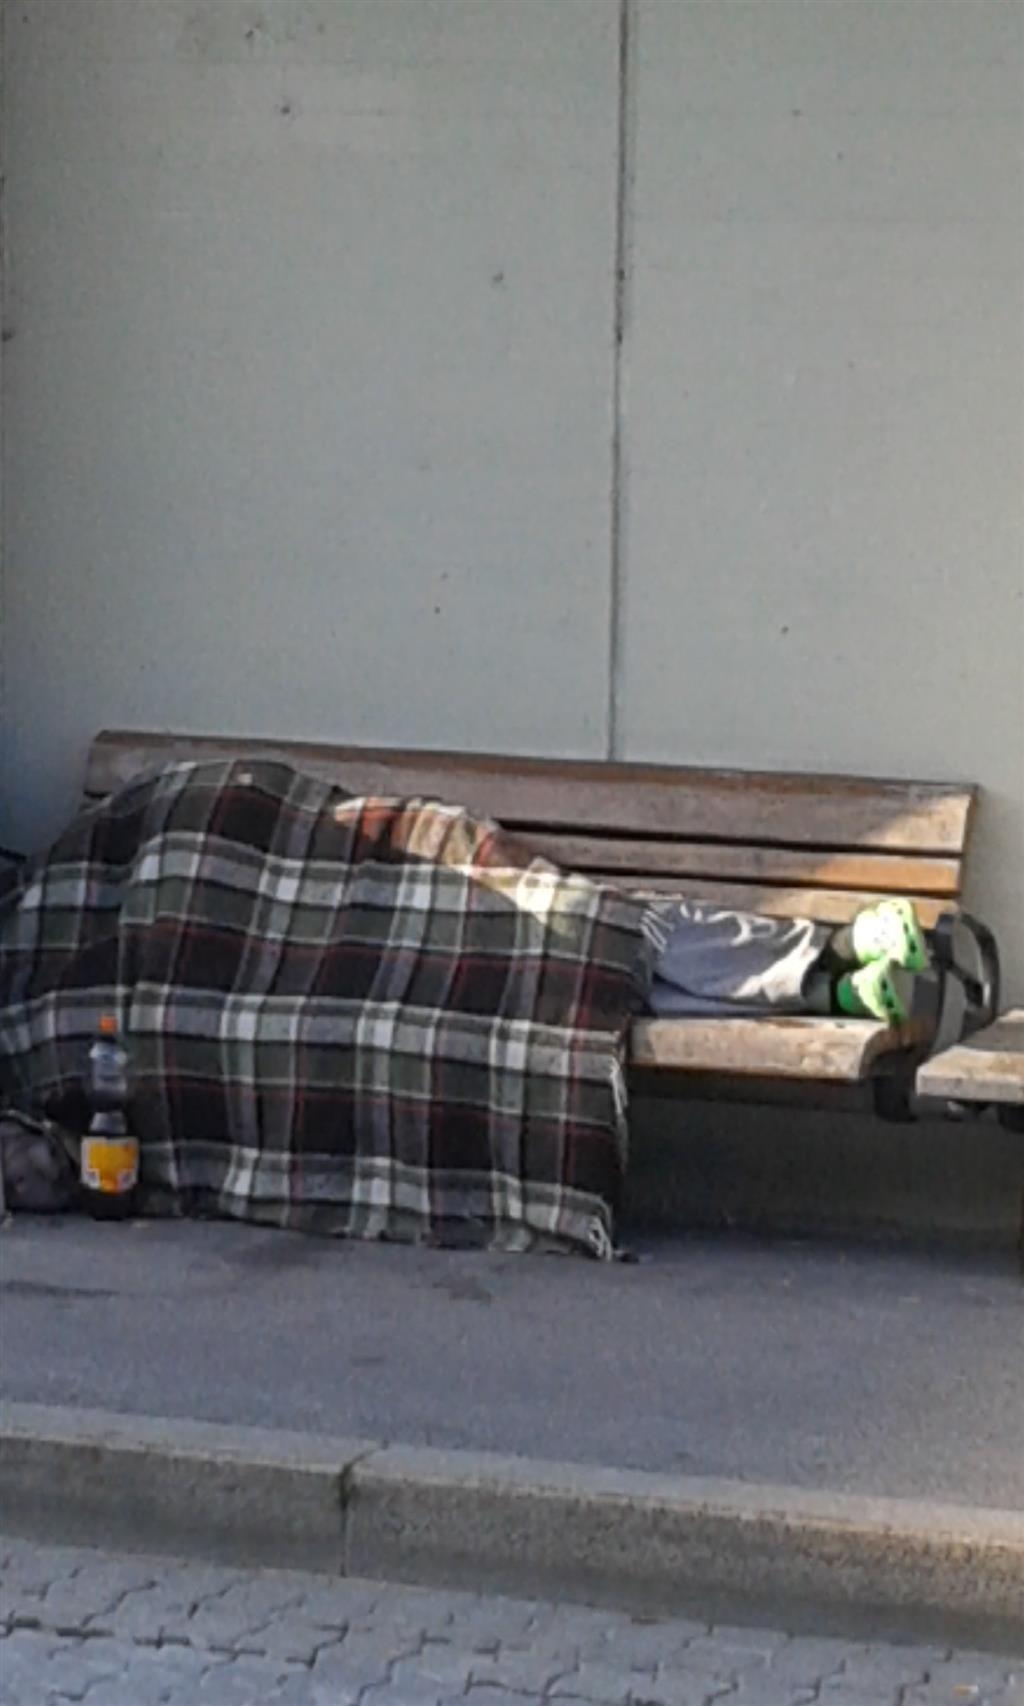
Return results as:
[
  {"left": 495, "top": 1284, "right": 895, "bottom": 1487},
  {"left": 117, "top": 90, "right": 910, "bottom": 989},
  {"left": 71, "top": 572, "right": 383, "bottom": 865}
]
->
[{"left": 1, "top": 1536, "right": 1021, "bottom": 1706}]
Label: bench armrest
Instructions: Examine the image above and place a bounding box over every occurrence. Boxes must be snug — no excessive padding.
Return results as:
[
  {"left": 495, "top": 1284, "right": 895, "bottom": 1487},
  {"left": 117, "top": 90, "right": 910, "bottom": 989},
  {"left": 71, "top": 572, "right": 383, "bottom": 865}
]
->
[{"left": 928, "top": 910, "right": 1001, "bottom": 1058}]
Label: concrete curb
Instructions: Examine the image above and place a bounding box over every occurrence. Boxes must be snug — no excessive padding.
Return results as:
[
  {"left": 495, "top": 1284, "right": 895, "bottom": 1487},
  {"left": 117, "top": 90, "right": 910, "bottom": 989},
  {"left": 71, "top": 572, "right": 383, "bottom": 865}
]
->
[
  {"left": 0, "top": 1403, "right": 375, "bottom": 1573},
  {"left": 3, "top": 1403, "right": 1024, "bottom": 1646}
]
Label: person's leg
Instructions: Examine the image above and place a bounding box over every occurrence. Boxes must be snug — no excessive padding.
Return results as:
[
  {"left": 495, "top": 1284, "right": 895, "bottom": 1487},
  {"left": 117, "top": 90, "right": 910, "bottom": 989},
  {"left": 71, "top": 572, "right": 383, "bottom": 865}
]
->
[
  {"left": 648, "top": 901, "right": 832, "bottom": 1018},
  {"left": 648, "top": 897, "right": 930, "bottom": 1022}
]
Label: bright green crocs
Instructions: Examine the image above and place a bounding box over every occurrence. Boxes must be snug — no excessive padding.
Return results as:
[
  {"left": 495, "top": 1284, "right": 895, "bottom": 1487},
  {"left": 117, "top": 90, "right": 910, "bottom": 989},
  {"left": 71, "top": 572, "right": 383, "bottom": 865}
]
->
[
  {"left": 835, "top": 958, "right": 915, "bottom": 1026},
  {"left": 850, "top": 898, "right": 930, "bottom": 973}
]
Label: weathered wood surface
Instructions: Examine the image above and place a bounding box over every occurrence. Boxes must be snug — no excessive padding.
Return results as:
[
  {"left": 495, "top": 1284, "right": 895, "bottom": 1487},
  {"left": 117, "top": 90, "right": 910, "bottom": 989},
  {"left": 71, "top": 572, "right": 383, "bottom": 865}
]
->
[
  {"left": 85, "top": 731, "right": 975, "bottom": 855},
  {"left": 81, "top": 732, "right": 969, "bottom": 1082},
  {"left": 516, "top": 833, "right": 961, "bottom": 896},
  {"left": 917, "top": 1010, "right": 1024, "bottom": 1105},
  {"left": 630, "top": 1015, "right": 930, "bottom": 1080}
]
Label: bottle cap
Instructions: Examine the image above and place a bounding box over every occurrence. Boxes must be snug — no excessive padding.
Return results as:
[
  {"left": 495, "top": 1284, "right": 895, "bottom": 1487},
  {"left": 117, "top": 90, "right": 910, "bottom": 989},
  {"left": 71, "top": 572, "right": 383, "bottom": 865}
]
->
[{"left": 98, "top": 1014, "right": 118, "bottom": 1036}]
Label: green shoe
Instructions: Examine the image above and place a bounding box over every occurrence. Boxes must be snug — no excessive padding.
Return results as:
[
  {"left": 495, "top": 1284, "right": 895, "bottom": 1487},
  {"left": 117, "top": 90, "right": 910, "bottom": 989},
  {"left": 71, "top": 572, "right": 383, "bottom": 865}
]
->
[
  {"left": 850, "top": 899, "right": 930, "bottom": 973},
  {"left": 835, "top": 958, "right": 915, "bottom": 1026}
]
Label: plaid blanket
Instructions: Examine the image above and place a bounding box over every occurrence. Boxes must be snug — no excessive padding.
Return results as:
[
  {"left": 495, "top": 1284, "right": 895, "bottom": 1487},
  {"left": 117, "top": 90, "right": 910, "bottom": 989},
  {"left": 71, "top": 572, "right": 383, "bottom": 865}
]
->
[{"left": 0, "top": 759, "right": 657, "bottom": 1256}]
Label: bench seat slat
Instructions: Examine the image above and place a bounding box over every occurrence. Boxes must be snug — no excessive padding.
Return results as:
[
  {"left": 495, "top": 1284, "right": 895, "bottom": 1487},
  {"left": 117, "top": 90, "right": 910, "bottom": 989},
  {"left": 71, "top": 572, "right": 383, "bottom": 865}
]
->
[
  {"left": 916, "top": 1010, "right": 1024, "bottom": 1105},
  {"left": 85, "top": 732, "right": 975, "bottom": 857},
  {"left": 631, "top": 1015, "right": 932, "bottom": 1080}
]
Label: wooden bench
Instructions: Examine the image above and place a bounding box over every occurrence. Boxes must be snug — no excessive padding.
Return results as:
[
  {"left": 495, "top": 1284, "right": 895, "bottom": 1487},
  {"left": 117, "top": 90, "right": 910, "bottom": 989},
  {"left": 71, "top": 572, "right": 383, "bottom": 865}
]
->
[
  {"left": 83, "top": 730, "right": 998, "bottom": 1107},
  {"left": 918, "top": 1009, "right": 1024, "bottom": 1130}
]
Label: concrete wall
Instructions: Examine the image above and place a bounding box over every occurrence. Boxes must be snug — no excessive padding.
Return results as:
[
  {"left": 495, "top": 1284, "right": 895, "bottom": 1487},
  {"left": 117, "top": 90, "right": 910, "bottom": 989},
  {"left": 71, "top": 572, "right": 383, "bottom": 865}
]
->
[
  {"left": 0, "top": 0, "right": 621, "bottom": 820},
  {"left": 619, "top": 0, "right": 1024, "bottom": 997},
  {"left": 2, "top": 0, "right": 1023, "bottom": 1001}
]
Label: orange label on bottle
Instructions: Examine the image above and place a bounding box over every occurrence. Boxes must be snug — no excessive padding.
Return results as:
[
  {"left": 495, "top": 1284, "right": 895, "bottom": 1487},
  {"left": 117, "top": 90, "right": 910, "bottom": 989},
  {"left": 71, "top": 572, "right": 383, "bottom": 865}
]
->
[{"left": 81, "top": 1137, "right": 139, "bottom": 1194}]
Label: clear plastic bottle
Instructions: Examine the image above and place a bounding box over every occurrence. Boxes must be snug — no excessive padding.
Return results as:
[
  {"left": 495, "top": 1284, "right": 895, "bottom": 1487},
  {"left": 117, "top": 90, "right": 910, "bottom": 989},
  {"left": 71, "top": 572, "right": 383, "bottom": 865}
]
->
[{"left": 81, "top": 1015, "right": 139, "bottom": 1221}]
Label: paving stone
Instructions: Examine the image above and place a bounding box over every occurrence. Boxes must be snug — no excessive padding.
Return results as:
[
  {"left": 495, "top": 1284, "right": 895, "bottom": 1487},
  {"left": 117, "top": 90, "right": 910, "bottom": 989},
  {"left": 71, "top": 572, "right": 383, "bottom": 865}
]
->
[
  {"left": 133, "top": 1643, "right": 222, "bottom": 1690},
  {"left": 629, "top": 1673, "right": 724, "bottom": 1706},
  {"left": 817, "top": 1693, "right": 904, "bottom": 1706},
  {"left": 1, "top": 1626, "right": 74, "bottom": 1700},
  {"left": 578, "top": 1618, "right": 707, "bottom": 1671},
  {"left": 272, "top": 1678, "right": 323, "bottom": 1706},
  {"left": 239, "top": 1610, "right": 348, "bottom": 1664},
  {"left": 761, "top": 1637, "right": 862, "bottom": 1692},
  {"left": 80, "top": 1575, "right": 233, "bottom": 1644},
  {"left": 337, "top": 1627, "right": 423, "bottom": 1670},
  {"left": 704, "top": 1624, "right": 790, "bottom": 1655},
  {"left": 1, "top": 1540, "right": 86, "bottom": 1597},
  {"left": 549, "top": 1658, "right": 641, "bottom": 1703},
  {"left": 906, "top": 1682, "right": 976, "bottom": 1704},
  {"left": 532, "top": 1606, "right": 627, "bottom": 1638},
  {"left": 307, "top": 1632, "right": 398, "bottom": 1696},
  {"left": 111, "top": 1559, "right": 242, "bottom": 1611},
  {"left": 77, "top": 1647, "right": 231, "bottom": 1706},
  {"left": 303, "top": 1655, "right": 370, "bottom": 1706},
  {"left": 391, "top": 1648, "right": 477, "bottom": 1691},
  {"left": 291, "top": 1580, "right": 384, "bottom": 1627},
  {"left": 928, "top": 1655, "right": 1024, "bottom": 1692},
  {"left": 667, "top": 1634, "right": 771, "bottom": 1678},
  {"left": 26, "top": 1633, "right": 135, "bottom": 1700},
  {"left": 2, "top": 1534, "right": 1021, "bottom": 1706},
  {"left": 364, "top": 1587, "right": 465, "bottom": 1629},
  {"left": 455, "top": 1690, "right": 539, "bottom": 1706},
  {"left": 823, "top": 1642, "right": 946, "bottom": 1693},
  {"left": 455, "top": 1627, "right": 541, "bottom": 1658},
  {"left": 183, "top": 1577, "right": 309, "bottom": 1650},
  {"left": 191, "top": 1650, "right": 308, "bottom": 1702},
  {"left": 1, "top": 1544, "right": 85, "bottom": 1627},
  {"left": 0, "top": 1626, "right": 68, "bottom": 1659},
  {"left": 469, "top": 1648, "right": 579, "bottom": 1692},
  {"left": 730, "top": 1677, "right": 818, "bottom": 1706},
  {"left": 35, "top": 1559, "right": 161, "bottom": 1632},
  {"left": 495, "top": 1625, "right": 600, "bottom": 1666},
  {"left": 66, "top": 1686, "right": 159, "bottom": 1706},
  {"left": 349, "top": 1609, "right": 442, "bottom": 1647},
  {"left": 358, "top": 1684, "right": 448, "bottom": 1706},
  {"left": 903, "top": 1659, "right": 1024, "bottom": 1706},
  {"left": 440, "top": 1600, "right": 543, "bottom": 1650}
]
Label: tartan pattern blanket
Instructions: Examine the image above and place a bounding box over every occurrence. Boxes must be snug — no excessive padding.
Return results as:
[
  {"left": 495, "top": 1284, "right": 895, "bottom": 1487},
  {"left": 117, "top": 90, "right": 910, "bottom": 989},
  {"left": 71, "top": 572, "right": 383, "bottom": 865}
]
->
[{"left": 0, "top": 759, "right": 657, "bottom": 1256}]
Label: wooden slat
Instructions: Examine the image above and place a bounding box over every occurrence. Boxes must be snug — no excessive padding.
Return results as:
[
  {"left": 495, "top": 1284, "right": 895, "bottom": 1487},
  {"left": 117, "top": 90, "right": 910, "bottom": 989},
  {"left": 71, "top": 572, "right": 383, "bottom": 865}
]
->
[
  {"left": 85, "top": 731, "right": 976, "bottom": 856},
  {"left": 917, "top": 1010, "right": 1024, "bottom": 1105},
  {"left": 630, "top": 1015, "right": 932, "bottom": 1081},
  {"left": 516, "top": 833, "right": 960, "bottom": 898},
  {"left": 623, "top": 879, "right": 950, "bottom": 929}
]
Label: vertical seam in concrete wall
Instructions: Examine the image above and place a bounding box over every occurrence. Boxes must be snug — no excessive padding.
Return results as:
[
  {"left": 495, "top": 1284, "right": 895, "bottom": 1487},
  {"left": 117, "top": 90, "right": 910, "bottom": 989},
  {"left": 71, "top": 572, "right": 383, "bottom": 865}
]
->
[
  {"left": 0, "top": 0, "right": 6, "bottom": 810},
  {"left": 607, "top": 0, "right": 632, "bottom": 762}
]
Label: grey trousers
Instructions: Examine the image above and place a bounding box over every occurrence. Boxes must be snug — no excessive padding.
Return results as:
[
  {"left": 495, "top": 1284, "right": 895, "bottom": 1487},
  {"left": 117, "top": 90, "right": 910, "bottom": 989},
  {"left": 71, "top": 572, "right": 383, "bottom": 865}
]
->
[{"left": 649, "top": 900, "right": 832, "bottom": 1018}]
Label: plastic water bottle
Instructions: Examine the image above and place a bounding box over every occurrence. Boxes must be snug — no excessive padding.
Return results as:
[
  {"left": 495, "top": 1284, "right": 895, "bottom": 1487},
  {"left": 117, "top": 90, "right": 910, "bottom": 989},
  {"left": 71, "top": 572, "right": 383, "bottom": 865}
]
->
[{"left": 81, "top": 1015, "right": 139, "bottom": 1220}]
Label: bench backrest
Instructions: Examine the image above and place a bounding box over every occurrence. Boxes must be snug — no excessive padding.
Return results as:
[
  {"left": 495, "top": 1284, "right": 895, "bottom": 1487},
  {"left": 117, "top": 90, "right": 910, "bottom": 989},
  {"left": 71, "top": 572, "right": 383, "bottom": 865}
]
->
[{"left": 84, "top": 731, "right": 976, "bottom": 928}]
